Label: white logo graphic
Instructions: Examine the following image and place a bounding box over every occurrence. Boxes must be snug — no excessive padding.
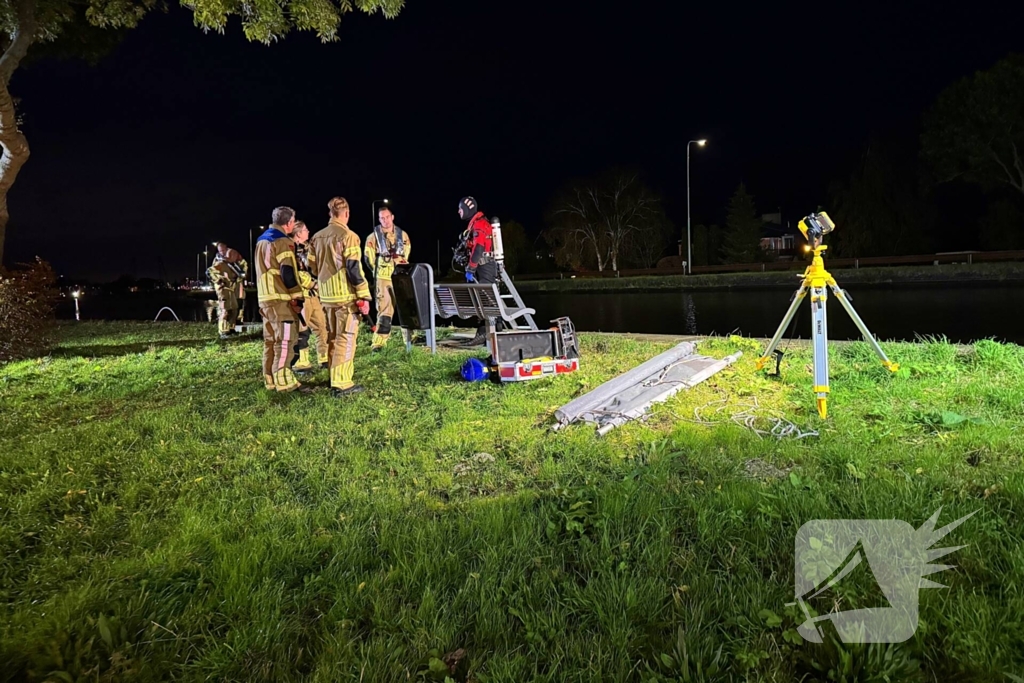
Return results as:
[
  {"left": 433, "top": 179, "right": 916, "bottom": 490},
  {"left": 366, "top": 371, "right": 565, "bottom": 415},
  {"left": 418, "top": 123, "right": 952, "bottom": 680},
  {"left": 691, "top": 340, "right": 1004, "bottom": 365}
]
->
[{"left": 792, "top": 508, "right": 975, "bottom": 643}]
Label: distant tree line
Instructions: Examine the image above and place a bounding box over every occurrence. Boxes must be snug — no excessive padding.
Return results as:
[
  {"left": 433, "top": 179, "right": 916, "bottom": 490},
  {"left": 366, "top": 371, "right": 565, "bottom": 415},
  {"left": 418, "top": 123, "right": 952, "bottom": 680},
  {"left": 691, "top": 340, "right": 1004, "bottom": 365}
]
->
[
  {"left": 829, "top": 52, "right": 1024, "bottom": 256},
  {"left": 531, "top": 52, "right": 1024, "bottom": 271},
  {"left": 541, "top": 169, "right": 673, "bottom": 272}
]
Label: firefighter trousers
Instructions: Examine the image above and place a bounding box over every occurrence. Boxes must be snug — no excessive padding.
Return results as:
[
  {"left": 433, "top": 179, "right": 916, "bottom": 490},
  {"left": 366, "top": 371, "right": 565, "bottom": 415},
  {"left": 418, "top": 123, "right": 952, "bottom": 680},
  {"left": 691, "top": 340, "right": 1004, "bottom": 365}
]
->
[
  {"left": 260, "top": 300, "right": 302, "bottom": 392},
  {"left": 305, "top": 294, "right": 329, "bottom": 360},
  {"left": 372, "top": 278, "right": 395, "bottom": 349},
  {"left": 217, "top": 289, "right": 239, "bottom": 335},
  {"left": 472, "top": 261, "right": 504, "bottom": 338},
  {"left": 324, "top": 302, "right": 361, "bottom": 390}
]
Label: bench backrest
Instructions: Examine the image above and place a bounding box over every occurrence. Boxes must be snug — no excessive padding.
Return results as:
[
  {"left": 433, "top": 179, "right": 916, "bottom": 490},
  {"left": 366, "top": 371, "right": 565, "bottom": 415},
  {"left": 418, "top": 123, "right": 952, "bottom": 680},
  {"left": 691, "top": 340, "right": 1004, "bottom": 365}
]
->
[{"left": 434, "top": 282, "right": 505, "bottom": 320}]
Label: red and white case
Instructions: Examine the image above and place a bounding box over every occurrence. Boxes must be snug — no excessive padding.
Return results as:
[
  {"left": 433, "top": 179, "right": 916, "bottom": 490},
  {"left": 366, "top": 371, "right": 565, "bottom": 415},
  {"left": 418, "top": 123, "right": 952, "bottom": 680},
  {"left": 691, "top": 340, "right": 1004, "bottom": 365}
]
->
[{"left": 496, "top": 357, "right": 580, "bottom": 382}]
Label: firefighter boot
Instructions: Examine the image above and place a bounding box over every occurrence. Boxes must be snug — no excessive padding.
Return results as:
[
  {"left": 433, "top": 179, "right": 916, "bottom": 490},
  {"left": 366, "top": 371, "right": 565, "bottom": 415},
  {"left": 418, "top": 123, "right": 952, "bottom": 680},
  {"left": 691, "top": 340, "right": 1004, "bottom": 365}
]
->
[
  {"left": 293, "top": 347, "right": 313, "bottom": 372},
  {"left": 371, "top": 315, "right": 392, "bottom": 352}
]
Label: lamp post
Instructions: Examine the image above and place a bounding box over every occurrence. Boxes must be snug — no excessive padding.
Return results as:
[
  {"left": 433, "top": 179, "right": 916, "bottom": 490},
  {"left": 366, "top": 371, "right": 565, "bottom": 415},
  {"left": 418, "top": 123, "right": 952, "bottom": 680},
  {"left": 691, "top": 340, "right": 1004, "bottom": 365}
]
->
[
  {"left": 72, "top": 290, "right": 81, "bottom": 321},
  {"left": 372, "top": 198, "right": 389, "bottom": 229},
  {"left": 196, "top": 253, "right": 202, "bottom": 285},
  {"left": 686, "top": 139, "right": 707, "bottom": 275},
  {"left": 203, "top": 247, "right": 209, "bottom": 284}
]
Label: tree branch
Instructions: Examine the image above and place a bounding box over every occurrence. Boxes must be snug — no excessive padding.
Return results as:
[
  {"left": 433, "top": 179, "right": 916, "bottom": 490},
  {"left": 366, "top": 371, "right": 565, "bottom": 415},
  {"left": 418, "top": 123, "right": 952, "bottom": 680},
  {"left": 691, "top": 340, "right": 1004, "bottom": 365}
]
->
[
  {"left": 0, "top": 0, "right": 37, "bottom": 87},
  {"left": 985, "top": 145, "right": 1024, "bottom": 193},
  {"left": 1011, "top": 140, "right": 1024, "bottom": 194}
]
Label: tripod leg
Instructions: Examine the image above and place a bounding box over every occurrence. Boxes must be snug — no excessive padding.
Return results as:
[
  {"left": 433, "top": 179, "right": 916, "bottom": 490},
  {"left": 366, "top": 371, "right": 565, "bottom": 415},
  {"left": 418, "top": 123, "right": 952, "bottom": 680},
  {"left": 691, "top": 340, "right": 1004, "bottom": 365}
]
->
[
  {"left": 756, "top": 284, "right": 808, "bottom": 371},
  {"left": 828, "top": 282, "right": 899, "bottom": 373},
  {"left": 810, "top": 286, "right": 830, "bottom": 419}
]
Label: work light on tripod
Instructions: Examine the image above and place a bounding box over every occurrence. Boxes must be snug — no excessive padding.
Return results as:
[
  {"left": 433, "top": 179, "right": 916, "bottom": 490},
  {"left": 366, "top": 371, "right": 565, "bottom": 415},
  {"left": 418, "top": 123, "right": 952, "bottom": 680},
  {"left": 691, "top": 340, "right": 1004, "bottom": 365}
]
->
[
  {"left": 757, "top": 210, "right": 898, "bottom": 419},
  {"left": 798, "top": 212, "right": 835, "bottom": 249}
]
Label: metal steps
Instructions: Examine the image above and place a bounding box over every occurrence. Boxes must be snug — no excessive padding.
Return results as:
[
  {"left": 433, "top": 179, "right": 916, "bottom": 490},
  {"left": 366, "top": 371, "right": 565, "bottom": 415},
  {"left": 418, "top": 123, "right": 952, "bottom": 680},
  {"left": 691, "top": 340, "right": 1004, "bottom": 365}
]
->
[{"left": 498, "top": 268, "right": 537, "bottom": 331}]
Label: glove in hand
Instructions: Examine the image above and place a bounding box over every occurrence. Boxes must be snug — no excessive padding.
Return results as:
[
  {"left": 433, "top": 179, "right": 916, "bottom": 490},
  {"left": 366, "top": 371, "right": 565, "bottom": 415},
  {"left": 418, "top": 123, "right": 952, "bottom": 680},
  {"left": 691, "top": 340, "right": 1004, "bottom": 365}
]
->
[
  {"left": 465, "top": 272, "right": 476, "bottom": 283},
  {"left": 356, "top": 300, "right": 370, "bottom": 316}
]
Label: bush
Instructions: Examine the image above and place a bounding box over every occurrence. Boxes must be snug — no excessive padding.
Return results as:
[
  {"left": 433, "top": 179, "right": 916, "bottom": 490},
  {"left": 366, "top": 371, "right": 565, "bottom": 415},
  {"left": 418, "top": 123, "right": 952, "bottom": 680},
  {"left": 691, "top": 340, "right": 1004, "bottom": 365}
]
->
[{"left": 0, "top": 257, "right": 59, "bottom": 363}]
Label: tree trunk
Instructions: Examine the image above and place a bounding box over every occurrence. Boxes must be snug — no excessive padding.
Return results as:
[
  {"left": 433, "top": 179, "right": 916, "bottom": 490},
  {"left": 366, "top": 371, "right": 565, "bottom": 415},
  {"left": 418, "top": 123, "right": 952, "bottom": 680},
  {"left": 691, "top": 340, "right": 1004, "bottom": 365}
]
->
[
  {"left": 0, "top": 83, "right": 30, "bottom": 267},
  {"left": 0, "top": 0, "right": 37, "bottom": 267}
]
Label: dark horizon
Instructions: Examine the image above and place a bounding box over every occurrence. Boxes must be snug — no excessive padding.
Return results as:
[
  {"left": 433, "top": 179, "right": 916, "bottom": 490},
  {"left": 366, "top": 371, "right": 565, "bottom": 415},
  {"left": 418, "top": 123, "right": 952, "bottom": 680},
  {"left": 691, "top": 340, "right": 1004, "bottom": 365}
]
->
[{"left": 6, "top": 1, "right": 1024, "bottom": 281}]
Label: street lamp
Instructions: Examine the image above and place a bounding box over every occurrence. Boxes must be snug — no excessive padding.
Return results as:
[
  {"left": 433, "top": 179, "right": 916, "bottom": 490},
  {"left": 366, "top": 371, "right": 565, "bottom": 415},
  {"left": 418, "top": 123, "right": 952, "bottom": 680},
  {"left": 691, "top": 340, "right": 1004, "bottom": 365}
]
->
[
  {"left": 686, "top": 138, "right": 707, "bottom": 275},
  {"left": 372, "top": 198, "right": 389, "bottom": 229},
  {"left": 72, "top": 289, "right": 81, "bottom": 321}
]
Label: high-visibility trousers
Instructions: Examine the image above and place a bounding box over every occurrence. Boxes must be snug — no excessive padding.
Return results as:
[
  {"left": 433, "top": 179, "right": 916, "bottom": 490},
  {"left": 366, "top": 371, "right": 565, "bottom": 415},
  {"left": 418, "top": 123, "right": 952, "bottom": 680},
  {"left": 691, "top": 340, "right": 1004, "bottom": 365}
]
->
[
  {"left": 217, "top": 289, "right": 238, "bottom": 335},
  {"left": 303, "top": 294, "right": 330, "bottom": 361},
  {"left": 324, "top": 302, "right": 361, "bottom": 390},
  {"left": 259, "top": 300, "right": 302, "bottom": 392},
  {"left": 372, "top": 279, "right": 395, "bottom": 349}
]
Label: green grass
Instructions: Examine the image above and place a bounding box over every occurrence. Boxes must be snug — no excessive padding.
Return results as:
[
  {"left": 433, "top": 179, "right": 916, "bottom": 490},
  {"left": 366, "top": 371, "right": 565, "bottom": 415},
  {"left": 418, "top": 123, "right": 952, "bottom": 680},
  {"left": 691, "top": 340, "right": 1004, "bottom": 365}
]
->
[
  {"left": 2, "top": 321, "right": 1023, "bottom": 682},
  {"left": 515, "top": 261, "right": 1024, "bottom": 293}
]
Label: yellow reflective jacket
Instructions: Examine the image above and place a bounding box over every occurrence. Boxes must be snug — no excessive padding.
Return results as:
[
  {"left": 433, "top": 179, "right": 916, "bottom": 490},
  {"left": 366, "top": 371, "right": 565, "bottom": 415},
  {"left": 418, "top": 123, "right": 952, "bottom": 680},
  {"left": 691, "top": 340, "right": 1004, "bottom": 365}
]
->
[
  {"left": 207, "top": 261, "right": 237, "bottom": 295},
  {"left": 308, "top": 219, "right": 371, "bottom": 305},
  {"left": 255, "top": 227, "right": 303, "bottom": 303},
  {"left": 364, "top": 225, "right": 411, "bottom": 281},
  {"left": 295, "top": 242, "right": 318, "bottom": 297}
]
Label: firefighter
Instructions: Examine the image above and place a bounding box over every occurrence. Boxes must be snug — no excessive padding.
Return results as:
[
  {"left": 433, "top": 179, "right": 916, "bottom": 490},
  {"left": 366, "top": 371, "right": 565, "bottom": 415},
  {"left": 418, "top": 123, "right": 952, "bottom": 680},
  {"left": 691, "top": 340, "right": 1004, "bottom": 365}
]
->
[
  {"left": 207, "top": 248, "right": 242, "bottom": 339},
  {"left": 255, "top": 206, "right": 308, "bottom": 393},
  {"left": 212, "top": 243, "right": 249, "bottom": 325},
  {"left": 364, "top": 204, "right": 411, "bottom": 352},
  {"left": 307, "top": 197, "right": 372, "bottom": 397},
  {"left": 235, "top": 258, "right": 248, "bottom": 325},
  {"left": 458, "top": 196, "right": 501, "bottom": 343},
  {"left": 292, "top": 221, "right": 329, "bottom": 370},
  {"left": 215, "top": 241, "right": 243, "bottom": 265}
]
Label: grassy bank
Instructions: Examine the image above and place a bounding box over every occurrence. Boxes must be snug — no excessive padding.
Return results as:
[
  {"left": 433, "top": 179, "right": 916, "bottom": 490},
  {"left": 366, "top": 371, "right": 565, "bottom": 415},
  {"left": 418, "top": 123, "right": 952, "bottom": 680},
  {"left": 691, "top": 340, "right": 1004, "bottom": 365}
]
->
[
  {"left": 2, "top": 322, "right": 1023, "bottom": 681},
  {"left": 515, "top": 261, "right": 1024, "bottom": 293}
]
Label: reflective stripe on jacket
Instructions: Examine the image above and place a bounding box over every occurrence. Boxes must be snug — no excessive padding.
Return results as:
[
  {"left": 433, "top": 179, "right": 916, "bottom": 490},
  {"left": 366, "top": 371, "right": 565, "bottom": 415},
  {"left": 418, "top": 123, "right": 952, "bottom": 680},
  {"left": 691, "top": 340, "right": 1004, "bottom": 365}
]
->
[
  {"left": 308, "top": 219, "right": 371, "bottom": 305},
  {"left": 255, "top": 230, "right": 303, "bottom": 303},
  {"left": 365, "top": 226, "right": 411, "bottom": 281}
]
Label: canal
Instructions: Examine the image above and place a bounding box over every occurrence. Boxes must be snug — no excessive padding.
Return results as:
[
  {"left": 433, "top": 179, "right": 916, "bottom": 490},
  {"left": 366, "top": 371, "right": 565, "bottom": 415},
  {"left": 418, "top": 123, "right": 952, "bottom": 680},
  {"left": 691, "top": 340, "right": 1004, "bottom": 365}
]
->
[{"left": 56, "top": 284, "right": 1024, "bottom": 345}]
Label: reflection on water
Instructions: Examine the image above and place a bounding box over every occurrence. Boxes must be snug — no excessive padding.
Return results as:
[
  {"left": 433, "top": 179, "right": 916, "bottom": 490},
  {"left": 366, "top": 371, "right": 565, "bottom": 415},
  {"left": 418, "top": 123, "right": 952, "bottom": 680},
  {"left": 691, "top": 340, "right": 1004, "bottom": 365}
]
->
[
  {"left": 682, "top": 293, "right": 697, "bottom": 335},
  {"left": 56, "top": 285, "right": 1024, "bottom": 345}
]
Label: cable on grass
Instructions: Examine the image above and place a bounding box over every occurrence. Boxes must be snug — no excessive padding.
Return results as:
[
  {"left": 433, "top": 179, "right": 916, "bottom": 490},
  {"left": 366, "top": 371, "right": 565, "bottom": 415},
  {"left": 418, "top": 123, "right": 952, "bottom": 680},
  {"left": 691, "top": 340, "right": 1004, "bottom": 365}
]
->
[{"left": 678, "top": 395, "right": 819, "bottom": 441}]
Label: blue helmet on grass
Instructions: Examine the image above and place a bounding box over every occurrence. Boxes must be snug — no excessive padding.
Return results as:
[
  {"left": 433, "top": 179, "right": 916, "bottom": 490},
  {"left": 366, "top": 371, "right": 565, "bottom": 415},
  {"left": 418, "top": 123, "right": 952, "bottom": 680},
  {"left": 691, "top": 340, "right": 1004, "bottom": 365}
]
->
[{"left": 461, "top": 357, "right": 489, "bottom": 382}]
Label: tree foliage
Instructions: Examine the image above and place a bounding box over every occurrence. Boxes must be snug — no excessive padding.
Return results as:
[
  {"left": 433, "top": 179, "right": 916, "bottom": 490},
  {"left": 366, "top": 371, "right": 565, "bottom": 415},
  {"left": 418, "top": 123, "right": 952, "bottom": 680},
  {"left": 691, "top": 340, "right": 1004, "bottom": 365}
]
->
[
  {"left": 690, "top": 223, "right": 724, "bottom": 267},
  {"left": 921, "top": 53, "right": 1024, "bottom": 196},
  {"left": 544, "top": 169, "right": 670, "bottom": 272},
  {"left": 0, "top": 0, "right": 406, "bottom": 265},
  {"left": 979, "top": 198, "right": 1024, "bottom": 251},
  {"left": 720, "top": 183, "right": 762, "bottom": 264},
  {"left": 828, "top": 138, "right": 934, "bottom": 257},
  {"left": 0, "top": 256, "right": 58, "bottom": 361}
]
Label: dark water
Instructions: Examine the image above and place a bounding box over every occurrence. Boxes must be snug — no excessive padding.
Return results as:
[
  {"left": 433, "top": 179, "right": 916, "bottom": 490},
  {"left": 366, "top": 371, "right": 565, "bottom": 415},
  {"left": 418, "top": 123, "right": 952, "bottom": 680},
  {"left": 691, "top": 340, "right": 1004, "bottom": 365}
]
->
[
  {"left": 57, "top": 285, "right": 1024, "bottom": 345},
  {"left": 57, "top": 293, "right": 260, "bottom": 324},
  {"left": 527, "top": 286, "right": 1024, "bottom": 345}
]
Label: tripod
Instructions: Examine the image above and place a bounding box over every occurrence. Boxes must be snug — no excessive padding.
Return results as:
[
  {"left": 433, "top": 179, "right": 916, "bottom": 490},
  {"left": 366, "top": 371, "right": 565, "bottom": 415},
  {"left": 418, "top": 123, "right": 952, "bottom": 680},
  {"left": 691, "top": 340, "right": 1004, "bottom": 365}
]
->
[{"left": 756, "top": 245, "right": 899, "bottom": 419}]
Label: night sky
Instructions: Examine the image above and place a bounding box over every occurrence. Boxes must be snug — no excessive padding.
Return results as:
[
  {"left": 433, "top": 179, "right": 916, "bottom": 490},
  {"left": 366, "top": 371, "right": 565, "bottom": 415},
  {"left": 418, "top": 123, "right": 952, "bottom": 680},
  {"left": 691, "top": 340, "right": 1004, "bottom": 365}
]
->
[{"left": 6, "top": 1, "right": 1024, "bottom": 280}]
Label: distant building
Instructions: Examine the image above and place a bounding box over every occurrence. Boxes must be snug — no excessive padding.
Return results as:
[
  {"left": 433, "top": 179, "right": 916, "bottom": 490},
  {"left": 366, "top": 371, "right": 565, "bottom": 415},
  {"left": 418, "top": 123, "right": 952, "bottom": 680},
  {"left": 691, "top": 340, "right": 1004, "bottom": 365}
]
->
[{"left": 759, "top": 213, "right": 800, "bottom": 259}]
